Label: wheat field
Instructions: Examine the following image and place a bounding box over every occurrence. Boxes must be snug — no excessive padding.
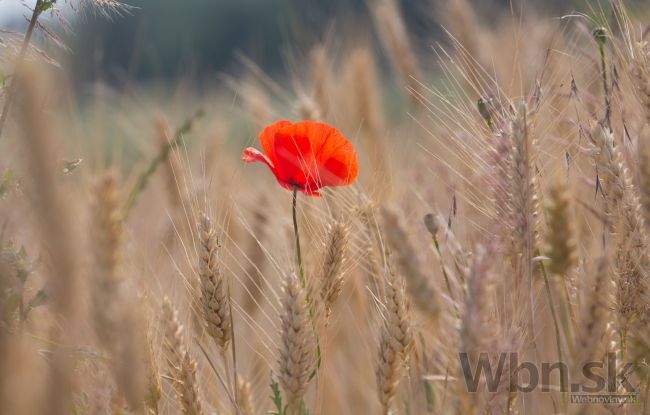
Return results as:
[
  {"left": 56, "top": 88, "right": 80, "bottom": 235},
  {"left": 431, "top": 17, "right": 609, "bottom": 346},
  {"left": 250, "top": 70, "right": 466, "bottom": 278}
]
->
[{"left": 0, "top": 0, "right": 649, "bottom": 414}]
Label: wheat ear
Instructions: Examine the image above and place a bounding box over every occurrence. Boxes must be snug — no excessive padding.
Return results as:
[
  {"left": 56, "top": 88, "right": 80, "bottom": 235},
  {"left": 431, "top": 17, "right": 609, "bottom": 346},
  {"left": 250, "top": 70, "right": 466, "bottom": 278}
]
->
[
  {"left": 457, "top": 246, "right": 494, "bottom": 413},
  {"left": 376, "top": 264, "right": 413, "bottom": 414},
  {"left": 236, "top": 375, "right": 256, "bottom": 415},
  {"left": 90, "top": 171, "right": 123, "bottom": 347},
  {"left": 162, "top": 298, "right": 204, "bottom": 415},
  {"left": 277, "top": 273, "right": 315, "bottom": 413},
  {"left": 198, "top": 213, "right": 232, "bottom": 350},
  {"left": 508, "top": 100, "right": 539, "bottom": 282},
  {"left": 320, "top": 220, "right": 349, "bottom": 321},
  {"left": 545, "top": 177, "right": 578, "bottom": 276},
  {"left": 591, "top": 125, "right": 649, "bottom": 324}
]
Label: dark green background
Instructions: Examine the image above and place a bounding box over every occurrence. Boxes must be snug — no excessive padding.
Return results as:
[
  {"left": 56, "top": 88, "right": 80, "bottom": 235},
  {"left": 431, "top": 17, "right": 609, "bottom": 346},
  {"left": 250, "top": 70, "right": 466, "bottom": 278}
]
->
[{"left": 35, "top": 0, "right": 641, "bottom": 84}]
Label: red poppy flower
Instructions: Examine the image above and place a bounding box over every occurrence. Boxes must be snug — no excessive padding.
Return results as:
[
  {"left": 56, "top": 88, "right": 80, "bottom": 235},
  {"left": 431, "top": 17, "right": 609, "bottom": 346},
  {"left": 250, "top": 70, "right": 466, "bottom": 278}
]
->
[{"left": 242, "top": 120, "right": 358, "bottom": 196}]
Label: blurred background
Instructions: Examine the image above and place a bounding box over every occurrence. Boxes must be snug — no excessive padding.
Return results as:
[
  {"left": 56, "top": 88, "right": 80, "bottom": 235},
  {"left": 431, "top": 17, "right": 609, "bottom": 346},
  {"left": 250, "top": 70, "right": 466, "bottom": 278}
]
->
[{"left": 1, "top": 0, "right": 638, "bottom": 89}]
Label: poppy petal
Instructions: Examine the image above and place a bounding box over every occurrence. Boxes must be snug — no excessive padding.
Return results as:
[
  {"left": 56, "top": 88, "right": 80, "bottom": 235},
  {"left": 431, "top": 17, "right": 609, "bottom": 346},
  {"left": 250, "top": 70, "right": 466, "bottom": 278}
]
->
[
  {"left": 284, "top": 121, "right": 358, "bottom": 187},
  {"left": 272, "top": 130, "right": 319, "bottom": 186},
  {"left": 279, "top": 181, "right": 322, "bottom": 197},
  {"left": 319, "top": 147, "right": 358, "bottom": 186},
  {"left": 259, "top": 120, "right": 294, "bottom": 168},
  {"left": 248, "top": 120, "right": 358, "bottom": 197},
  {"left": 242, "top": 147, "right": 275, "bottom": 172}
]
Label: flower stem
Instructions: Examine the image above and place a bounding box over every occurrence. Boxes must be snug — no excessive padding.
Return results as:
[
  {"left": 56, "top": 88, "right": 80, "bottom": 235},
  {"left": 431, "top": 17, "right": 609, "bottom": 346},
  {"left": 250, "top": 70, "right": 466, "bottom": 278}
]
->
[
  {"left": 538, "top": 253, "right": 567, "bottom": 410},
  {"left": 596, "top": 33, "right": 611, "bottom": 129},
  {"left": 290, "top": 186, "right": 322, "bottom": 379},
  {"left": 292, "top": 186, "right": 305, "bottom": 287}
]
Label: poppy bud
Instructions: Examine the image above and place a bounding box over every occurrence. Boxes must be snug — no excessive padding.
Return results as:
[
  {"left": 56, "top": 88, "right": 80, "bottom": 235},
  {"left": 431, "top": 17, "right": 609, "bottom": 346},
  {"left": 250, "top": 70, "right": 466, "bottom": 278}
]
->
[
  {"left": 593, "top": 27, "right": 607, "bottom": 46},
  {"left": 423, "top": 213, "right": 439, "bottom": 237}
]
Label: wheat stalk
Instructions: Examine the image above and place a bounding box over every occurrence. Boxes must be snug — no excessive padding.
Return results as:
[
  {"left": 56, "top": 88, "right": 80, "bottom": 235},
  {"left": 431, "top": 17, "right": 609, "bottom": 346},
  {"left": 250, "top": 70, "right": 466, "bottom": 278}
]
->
[
  {"left": 90, "top": 171, "right": 147, "bottom": 409},
  {"left": 243, "top": 198, "right": 269, "bottom": 314},
  {"left": 630, "top": 40, "right": 649, "bottom": 124},
  {"left": 372, "top": 0, "right": 422, "bottom": 107},
  {"left": 575, "top": 256, "right": 614, "bottom": 368},
  {"left": 345, "top": 49, "right": 392, "bottom": 198},
  {"left": 309, "top": 44, "right": 331, "bottom": 120},
  {"left": 639, "top": 125, "right": 650, "bottom": 231},
  {"left": 14, "top": 64, "right": 81, "bottom": 414},
  {"left": 381, "top": 206, "right": 440, "bottom": 319}
]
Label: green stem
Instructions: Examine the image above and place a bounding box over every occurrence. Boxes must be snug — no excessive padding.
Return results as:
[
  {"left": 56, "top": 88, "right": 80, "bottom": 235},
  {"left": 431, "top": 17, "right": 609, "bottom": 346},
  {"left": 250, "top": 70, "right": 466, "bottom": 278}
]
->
[
  {"left": 558, "top": 276, "right": 576, "bottom": 358},
  {"left": 431, "top": 235, "right": 454, "bottom": 301},
  {"left": 292, "top": 186, "right": 305, "bottom": 287},
  {"left": 620, "top": 323, "right": 627, "bottom": 366},
  {"left": 430, "top": 234, "right": 460, "bottom": 319},
  {"left": 599, "top": 43, "right": 608, "bottom": 101},
  {"left": 539, "top": 258, "right": 567, "bottom": 409},
  {"left": 291, "top": 186, "right": 321, "bottom": 379},
  {"left": 598, "top": 42, "right": 611, "bottom": 128}
]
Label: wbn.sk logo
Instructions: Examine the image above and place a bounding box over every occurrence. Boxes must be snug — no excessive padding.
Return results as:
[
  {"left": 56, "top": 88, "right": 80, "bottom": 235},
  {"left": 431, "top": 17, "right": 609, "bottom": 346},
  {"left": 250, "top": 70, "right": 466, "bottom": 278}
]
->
[{"left": 459, "top": 352, "right": 639, "bottom": 404}]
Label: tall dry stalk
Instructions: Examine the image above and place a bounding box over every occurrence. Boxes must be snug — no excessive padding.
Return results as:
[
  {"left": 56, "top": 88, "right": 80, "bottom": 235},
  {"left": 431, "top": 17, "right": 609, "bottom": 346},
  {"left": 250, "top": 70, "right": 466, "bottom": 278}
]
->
[
  {"left": 0, "top": 0, "right": 130, "bottom": 139},
  {"left": 157, "top": 116, "right": 186, "bottom": 213},
  {"left": 358, "top": 200, "right": 385, "bottom": 298},
  {"left": 381, "top": 206, "right": 440, "bottom": 319},
  {"left": 90, "top": 171, "right": 146, "bottom": 410},
  {"left": 90, "top": 172, "right": 123, "bottom": 345},
  {"left": 309, "top": 44, "right": 331, "bottom": 120},
  {"left": 371, "top": 0, "right": 422, "bottom": 107},
  {"left": 459, "top": 246, "right": 494, "bottom": 362},
  {"left": 543, "top": 177, "right": 578, "bottom": 360},
  {"left": 15, "top": 63, "right": 80, "bottom": 415},
  {"left": 0, "top": 0, "right": 47, "bottom": 140},
  {"left": 630, "top": 40, "right": 649, "bottom": 124},
  {"left": 634, "top": 41, "right": 650, "bottom": 242},
  {"left": 345, "top": 49, "right": 392, "bottom": 199},
  {"left": 243, "top": 198, "right": 269, "bottom": 314},
  {"left": 575, "top": 256, "right": 614, "bottom": 368},
  {"left": 442, "top": 0, "right": 488, "bottom": 95},
  {"left": 638, "top": 125, "right": 650, "bottom": 230}
]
